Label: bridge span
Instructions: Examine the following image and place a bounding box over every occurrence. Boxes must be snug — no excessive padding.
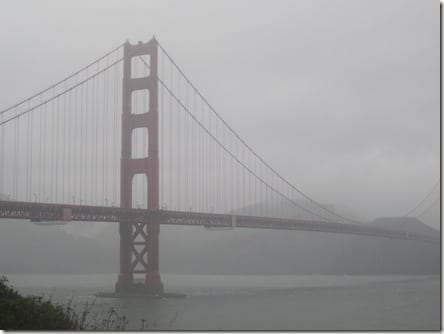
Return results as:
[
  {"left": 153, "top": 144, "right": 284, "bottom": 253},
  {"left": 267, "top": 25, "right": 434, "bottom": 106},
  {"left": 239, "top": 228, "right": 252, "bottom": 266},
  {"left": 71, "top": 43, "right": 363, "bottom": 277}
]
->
[
  {"left": 0, "top": 200, "right": 438, "bottom": 245},
  {"left": 0, "top": 36, "right": 439, "bottom": 295}
]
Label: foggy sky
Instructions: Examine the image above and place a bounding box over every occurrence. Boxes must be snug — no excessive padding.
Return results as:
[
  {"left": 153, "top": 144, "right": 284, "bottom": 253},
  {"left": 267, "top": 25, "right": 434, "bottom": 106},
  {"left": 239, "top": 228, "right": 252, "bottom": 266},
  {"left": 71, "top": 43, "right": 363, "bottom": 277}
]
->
[{"left": 0, "top": 0, "right": 440, "bottom": 227}]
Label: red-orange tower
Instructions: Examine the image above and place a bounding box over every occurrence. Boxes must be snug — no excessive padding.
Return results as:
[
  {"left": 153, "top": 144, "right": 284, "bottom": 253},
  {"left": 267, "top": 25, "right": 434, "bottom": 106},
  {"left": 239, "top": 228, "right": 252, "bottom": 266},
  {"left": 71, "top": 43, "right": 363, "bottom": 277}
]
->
[{"left": 115, "top": 37, "right": 163, "bottom": 294}]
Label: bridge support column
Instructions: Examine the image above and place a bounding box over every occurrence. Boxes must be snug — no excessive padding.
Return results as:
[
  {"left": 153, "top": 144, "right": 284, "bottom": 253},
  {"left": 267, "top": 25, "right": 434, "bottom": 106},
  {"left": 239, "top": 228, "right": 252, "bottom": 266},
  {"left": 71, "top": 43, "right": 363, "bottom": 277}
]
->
[
  {"left": 115, "top": 37, "right": 163, "bottom": 295},
  {"left": 145, "top": 222, "right": 163, "bottom": 291}
]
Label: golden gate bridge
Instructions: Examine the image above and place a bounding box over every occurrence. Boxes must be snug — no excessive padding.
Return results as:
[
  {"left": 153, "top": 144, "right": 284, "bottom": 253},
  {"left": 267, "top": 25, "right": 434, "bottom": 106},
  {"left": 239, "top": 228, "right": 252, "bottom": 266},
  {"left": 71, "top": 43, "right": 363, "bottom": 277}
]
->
[{"left": 0, "top": 37, "right": 439, "bottom": 296}]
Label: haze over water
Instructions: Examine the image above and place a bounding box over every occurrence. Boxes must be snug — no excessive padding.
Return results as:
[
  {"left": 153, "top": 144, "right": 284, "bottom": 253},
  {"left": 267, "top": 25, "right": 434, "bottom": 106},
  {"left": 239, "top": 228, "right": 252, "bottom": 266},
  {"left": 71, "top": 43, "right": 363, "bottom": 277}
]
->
[{"left": 6, "top": 273, "right": 440, "bottom": 330}]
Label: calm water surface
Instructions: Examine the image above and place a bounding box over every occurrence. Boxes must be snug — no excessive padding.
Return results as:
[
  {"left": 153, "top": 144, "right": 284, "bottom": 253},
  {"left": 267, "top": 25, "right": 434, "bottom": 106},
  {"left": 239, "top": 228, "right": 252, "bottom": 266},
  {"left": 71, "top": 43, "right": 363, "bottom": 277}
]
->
[{"left": 6, "top": 273, "right": 440, "bottom": 330}]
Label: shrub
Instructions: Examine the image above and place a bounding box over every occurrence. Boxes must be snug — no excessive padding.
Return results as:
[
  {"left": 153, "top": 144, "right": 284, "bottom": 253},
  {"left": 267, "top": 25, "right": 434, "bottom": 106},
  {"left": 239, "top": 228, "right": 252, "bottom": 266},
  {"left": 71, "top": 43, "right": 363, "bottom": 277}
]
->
[{"left": 0, "top": 275, "right": 77, "bottom": 330}]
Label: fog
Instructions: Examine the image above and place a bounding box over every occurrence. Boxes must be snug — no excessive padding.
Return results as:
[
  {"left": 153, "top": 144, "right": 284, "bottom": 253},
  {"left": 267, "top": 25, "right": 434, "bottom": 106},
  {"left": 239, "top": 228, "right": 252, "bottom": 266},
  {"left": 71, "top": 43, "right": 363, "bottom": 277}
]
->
[
  {"left": 0, "top": 0, "right": 439, "bottom": 226},
  {"left": 0, "top": 1, "right": 440, "bottom": 330},
  {"left": 0, "top": 0, "right": 440, "bottom": 270}
]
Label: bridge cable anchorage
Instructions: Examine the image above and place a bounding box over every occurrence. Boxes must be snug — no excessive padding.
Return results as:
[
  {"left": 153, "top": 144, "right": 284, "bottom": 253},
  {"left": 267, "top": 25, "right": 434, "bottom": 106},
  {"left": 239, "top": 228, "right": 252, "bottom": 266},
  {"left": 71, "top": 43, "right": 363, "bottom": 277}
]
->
[
  {"left": 138, "top": 56, "right": 338, "bottom": 223},
  {"left": 155, "top": 43, "right": 360, "bottom": 225},
  {"left": 403, "top": 179, "right": 440, "bottom": 217}
]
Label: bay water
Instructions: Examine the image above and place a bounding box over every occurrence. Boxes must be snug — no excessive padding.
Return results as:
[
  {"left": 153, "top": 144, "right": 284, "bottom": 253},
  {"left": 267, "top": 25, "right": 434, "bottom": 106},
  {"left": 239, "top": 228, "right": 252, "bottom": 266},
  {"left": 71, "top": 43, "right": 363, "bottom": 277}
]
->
[{"left": 5, "top": 273, "right": 440, "bottom": 330}]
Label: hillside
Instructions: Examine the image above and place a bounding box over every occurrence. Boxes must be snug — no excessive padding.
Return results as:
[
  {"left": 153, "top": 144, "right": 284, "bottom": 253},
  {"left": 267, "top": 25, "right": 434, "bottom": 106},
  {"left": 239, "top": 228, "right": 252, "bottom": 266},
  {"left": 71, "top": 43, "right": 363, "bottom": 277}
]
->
[{"left": 371, "top": 217, "right": 439, "bottom": 237}]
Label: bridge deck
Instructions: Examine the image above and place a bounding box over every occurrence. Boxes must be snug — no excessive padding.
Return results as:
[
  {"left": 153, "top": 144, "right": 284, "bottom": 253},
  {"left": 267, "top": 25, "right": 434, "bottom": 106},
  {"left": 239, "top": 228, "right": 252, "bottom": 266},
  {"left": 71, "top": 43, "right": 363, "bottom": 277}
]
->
[{"left": 0, "top": 200, "right": 439, "bottom": 244}]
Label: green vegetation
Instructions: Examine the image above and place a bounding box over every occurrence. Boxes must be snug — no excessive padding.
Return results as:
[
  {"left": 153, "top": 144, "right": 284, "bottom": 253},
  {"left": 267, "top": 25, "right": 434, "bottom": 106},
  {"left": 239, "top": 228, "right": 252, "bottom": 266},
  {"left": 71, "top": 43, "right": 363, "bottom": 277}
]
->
[
  {"left": 0, "top": 276, "right": 128, "bottom": 330},
  {"left": 0, "top": 275, "right": 77, "bottom": 330},
  {"left": 0, "top": 275, "right": 182, "bottom": 330}
]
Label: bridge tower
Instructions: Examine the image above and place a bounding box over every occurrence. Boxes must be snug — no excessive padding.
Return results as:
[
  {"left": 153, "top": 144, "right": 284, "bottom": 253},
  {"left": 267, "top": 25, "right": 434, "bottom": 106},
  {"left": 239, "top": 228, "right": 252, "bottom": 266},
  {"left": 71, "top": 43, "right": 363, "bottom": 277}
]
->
[{"left": 115, "top": 37, "right": 163, "bottom": 294}]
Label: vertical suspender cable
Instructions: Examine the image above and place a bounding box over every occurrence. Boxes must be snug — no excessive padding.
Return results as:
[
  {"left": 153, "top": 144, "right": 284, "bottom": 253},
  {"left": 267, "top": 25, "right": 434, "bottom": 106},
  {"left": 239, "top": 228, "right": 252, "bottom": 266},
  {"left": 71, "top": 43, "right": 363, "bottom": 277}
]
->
[
  {"left": 0, "top": 108, "right": 4, "bottom": 196},
  {"left": 160, "top": 53, "right": 164, "bottom": 208},
  {"left": 26, "top": 100, "right": 31, "bottom": 201},
  {"left": 0, "top": 110, "right": 4, "bottom": 197},
  {"left": 50, "top": 91, "right": 54, "bottom": 201},
  {"left": 90, "top": 66, "right": 95, "bottom": 204},
  {"left": 13, "top": 107, "right": 18, "bottom": 199},
  {"left": 193, "top": 91, "right": 197, "bottom": 211},
  {"left": 169, "top": 60, "right": 173, "bottom": 209},
  {"left": 55, "top": 95, "right": 60, "bottom": 202},
  {"left": 79, "top": 73, "right": 84, "bottom": 204},
  {"left": 62, "top": 81, "right": 67, "bottom": 203},
  {"left": 177, "top": 71, "right": 181, "bottom": 210},
  {"left": 94, "top": 64, "right": 99, "bottom": 204},
  {"left": 114, "top": 55, "right": 119, "bottom": 206},
  {"left": 42, "top": 101, "right": 47, "bottom": 202},
  {"left": 84, "top": 75, "right": 89, "bottom": 204},
  {"left": 39, "top": 96, "right": 43, "bottom": 201},
  {"left": 185, "top": 84, "right": 189, "bottom": 210},
  {"left": 67, "top": 79, "right": 72, "bottom": 203},
  {"left": 103, "top": 56, "right": 108, "bottom": 205}
]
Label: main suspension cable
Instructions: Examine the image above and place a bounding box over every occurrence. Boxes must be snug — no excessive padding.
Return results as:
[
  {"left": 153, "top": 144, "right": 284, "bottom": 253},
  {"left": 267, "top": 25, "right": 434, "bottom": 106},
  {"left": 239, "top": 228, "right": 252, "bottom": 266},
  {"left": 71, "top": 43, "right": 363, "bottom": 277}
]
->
[
  {"left": 156, "top": 42, "right": 360, "bottom": 224},
  {"left": 0, "top": 43, "right": 124, "bottom": 116},
  {"left": 0, "top": 58, "right": 123, "bottom": 127}
]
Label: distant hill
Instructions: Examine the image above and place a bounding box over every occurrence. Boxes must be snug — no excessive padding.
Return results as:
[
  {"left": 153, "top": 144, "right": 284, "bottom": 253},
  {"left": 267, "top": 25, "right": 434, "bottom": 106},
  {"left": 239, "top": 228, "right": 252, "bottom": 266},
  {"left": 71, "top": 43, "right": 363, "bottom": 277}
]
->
[{"left": 370, "top": 217, "right": 439, "bottom": 237}]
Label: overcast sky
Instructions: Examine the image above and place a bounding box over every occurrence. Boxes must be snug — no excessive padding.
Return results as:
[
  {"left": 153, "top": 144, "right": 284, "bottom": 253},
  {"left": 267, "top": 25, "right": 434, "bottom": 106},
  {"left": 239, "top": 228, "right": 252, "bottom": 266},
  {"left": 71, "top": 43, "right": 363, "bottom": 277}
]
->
[{"left": 0, "top": 0, "right": 440, "bottom": 227}]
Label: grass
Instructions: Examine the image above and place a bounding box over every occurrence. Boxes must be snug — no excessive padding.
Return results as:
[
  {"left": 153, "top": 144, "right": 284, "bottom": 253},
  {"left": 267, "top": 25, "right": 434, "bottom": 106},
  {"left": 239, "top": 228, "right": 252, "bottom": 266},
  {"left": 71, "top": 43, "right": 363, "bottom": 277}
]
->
[
  {"left": 0, "top": 275, "right": 180, "bottom": 330},
  {"left": 0, "top": 275, "right": 128, "bottom": 330}
]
